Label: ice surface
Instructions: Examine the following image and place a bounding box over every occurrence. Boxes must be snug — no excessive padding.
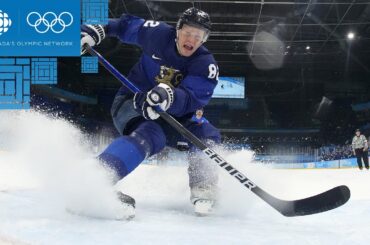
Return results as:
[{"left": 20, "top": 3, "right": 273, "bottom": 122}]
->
[{"left": 0, "top": 111, "right": 369, "bottom": 245}]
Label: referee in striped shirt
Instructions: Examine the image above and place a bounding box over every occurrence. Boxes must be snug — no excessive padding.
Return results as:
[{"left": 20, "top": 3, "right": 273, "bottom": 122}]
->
[{"left": 352, "top": 129, "right": 369, "bottom": 170}]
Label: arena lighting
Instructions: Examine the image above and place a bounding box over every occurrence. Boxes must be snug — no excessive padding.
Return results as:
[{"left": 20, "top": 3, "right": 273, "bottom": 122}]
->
[
  {"left": 306, "top": 46, "right": 310, "bottom": 50},
  {"left": 347, "top": 32, "right": 355, "bottom": 40}
]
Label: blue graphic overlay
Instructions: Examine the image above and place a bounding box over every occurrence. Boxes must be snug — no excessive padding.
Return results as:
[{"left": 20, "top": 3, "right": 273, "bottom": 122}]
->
[
  {"left": 213, "top": 77, "right": 245, "bottom": 99},
  {"left": 0, "top": 58, "right": 31, "bottom": 109},
  {"left": 82, "top": 0, "right": 109, "bottom": 24},
  {"left": 0, "top": 0, "right": 80, "bottom": 56},
  {"left": 31, "top": 58, "right": 57, "bottom": 84},
  {"left": 0, "top": 58, "right": 58, "bottom": 109},
  {"left": 81, "top": 57, "right": 98, "bottom": 73}
]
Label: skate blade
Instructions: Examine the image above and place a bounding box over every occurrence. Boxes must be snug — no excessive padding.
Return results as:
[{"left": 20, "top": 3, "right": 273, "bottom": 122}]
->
[
  {"left": 117, "top": 204, "right": 135, "bottom": 220},
  {"left": 194, "top": 201, "right": 214, "bottom": 216}
]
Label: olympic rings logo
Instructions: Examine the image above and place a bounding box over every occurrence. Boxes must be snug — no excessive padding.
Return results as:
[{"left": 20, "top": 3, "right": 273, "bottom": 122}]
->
[{"left": 26, "top": 12, "right": 73, "bottom": 34}]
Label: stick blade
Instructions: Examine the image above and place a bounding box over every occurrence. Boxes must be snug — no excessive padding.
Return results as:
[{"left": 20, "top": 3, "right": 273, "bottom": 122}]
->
[{"left": 279, "top": 185, "right": 351, "bottom": 217}]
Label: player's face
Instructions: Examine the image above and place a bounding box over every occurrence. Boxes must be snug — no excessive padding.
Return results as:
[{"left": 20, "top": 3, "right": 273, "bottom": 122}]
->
[
  {"left": 196, "top": 110, "right": 203, "bottom": 118},
  {"left": 356, "top": 131, "right": 360, "bottom": 136},
  {"left": 177, "top": 25, "right": 206, "bottom": 57}
]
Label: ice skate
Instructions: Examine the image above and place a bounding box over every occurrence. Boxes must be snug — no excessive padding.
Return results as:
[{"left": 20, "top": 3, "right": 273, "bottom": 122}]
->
[
  {"left": 193, "top": 198, "right": 215, "bottom": 216},
  {"left": 117, "top": 192, "right": 136, "bottom": 220}
]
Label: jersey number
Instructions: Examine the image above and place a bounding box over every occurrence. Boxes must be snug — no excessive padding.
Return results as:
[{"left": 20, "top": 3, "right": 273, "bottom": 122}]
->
[
  {"left": 208, "top": 64, "right": 219, "bottom": 80},
  {"left": 143, "top": 20, "right": 160, "bottom": 27}
]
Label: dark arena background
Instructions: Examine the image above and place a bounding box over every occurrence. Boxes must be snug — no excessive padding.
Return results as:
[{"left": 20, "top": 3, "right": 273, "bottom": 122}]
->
[{"left": 1, "top": 0, "right": 370, "bottom": 244}]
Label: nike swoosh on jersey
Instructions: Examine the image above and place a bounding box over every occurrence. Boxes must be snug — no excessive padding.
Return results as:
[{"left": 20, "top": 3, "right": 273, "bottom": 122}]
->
[{"left": 152, "top": 54, "right": 161, "bottom": 60}]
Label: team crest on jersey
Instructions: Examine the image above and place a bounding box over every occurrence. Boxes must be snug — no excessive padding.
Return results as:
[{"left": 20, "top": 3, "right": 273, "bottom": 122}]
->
[{"left": 155, "top": 66, "right": 183, "bottom": 87}]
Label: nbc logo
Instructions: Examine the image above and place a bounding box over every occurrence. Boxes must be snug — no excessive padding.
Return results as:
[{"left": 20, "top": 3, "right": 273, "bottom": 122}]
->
[{"left": 0, "top": 10, "right": 12, "bottom": 36}]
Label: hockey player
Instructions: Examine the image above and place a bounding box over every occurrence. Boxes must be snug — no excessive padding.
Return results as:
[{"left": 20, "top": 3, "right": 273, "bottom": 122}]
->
[
  {"left": 191, "top": 108, "right": 209, "bottom": 125},
  {"left": 81, "top": 7, "right": 221, "bottom": 217}
]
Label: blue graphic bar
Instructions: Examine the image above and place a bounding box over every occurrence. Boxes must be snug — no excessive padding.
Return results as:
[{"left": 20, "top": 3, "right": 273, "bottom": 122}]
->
[
  {"left": 0, "top": 57, "right": 57, "bottom": 110},
  {"left": 82, "top": 0, "right": 109, "bottom": 24},
  {"left": 31, "top": 58, "right": 57, "bottom": 84},
  {"left": 0, "top": 59, "right": 15, "bottom": 65},
  {"left": 0, "top": 0, "right": 80, "bottom": 56},
  {"left": 0, "top": 66, "right": 23, "bottom": 73},
  {"left": 81, "top": 56, "right": 99, "bottom": 73},
  {"left": 0, "top": 58, "right": 30, "bottom": 109}
]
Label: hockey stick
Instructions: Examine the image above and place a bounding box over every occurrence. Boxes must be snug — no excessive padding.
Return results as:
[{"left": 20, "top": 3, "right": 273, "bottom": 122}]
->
[{"left": 86, "top": 46, "right": 351, "bottom": 217}]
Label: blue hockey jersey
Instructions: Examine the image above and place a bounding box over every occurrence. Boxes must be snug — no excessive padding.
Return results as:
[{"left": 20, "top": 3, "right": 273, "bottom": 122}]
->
[
  {"left": 191, "top": 115, "right": 209, "bottom": 125},
  {"left": 106, "top": 14, "right": 219, "bottom": 117}
]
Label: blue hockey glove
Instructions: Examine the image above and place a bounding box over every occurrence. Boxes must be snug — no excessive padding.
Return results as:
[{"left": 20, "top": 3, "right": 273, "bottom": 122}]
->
[
  {"left": 133, "top": 83, "right": 175, "bottom": 120},
  {"left": 81, "top": 24, "right": 106, "bottom": 55}
]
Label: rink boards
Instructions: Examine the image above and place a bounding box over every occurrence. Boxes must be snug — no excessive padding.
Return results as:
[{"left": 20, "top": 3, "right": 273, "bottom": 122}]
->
[
  {"left": 145, "top": 149, "right": 364, "bottom": 169},
  {"left": 272, "top": 158, "right": 360, "bottom": 169}
]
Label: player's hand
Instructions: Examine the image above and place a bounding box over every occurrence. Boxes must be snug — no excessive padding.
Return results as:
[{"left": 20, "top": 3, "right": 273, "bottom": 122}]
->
[
  {"left": 81, "top": 25, "right": 106, "bottom": 55},
  {"left": 133, "top": 83, "right": 174, "bottom": 120}
]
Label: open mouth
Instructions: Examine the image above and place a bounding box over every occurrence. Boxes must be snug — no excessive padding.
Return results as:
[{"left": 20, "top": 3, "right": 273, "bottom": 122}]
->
[{"left": 183, "top": 44, "right": 194, "bottom": 51}]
